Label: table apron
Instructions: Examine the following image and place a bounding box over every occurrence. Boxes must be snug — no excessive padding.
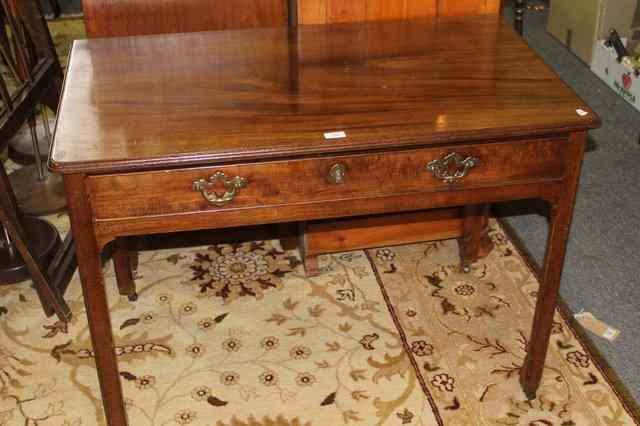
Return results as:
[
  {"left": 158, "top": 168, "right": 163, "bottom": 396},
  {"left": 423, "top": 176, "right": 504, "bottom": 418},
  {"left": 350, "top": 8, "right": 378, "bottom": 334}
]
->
[{"left": 92, "top": 180, "right": 563, "bottom": 248}]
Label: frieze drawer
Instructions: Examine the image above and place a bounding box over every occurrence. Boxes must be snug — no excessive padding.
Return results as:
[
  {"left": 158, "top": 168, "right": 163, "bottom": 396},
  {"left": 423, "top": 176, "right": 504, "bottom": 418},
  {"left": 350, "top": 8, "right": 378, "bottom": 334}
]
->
[{"left": 88, "top": 138, "right": 568, "bottom": 220}]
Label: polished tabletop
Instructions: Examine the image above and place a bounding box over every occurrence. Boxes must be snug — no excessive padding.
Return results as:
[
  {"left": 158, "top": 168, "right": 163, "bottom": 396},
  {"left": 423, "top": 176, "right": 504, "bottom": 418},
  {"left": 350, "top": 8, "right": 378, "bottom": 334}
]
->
[{"left": 50, "top": 15, "right": 598, "bottom": 174}]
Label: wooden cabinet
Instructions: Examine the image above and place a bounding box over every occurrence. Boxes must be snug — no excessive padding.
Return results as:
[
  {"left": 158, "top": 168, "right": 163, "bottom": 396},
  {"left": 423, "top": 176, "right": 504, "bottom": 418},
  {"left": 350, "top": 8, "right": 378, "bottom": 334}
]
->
[
  {"left": 82, "top": 0, "right": 504, "bottom": 37},
  {"left": 81, "top": 0, "right": 289, "bottom": 37},
  {"left": 296, "top": 0, "right": 502, "bottom": 24}
]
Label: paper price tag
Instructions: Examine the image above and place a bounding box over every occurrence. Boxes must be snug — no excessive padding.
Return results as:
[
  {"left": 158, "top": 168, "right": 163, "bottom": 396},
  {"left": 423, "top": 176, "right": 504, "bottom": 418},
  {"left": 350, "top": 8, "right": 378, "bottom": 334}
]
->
[
  {"left": 574, "top": 311, "right": 620, "bottom": 342},
  {"left": 324, "top": 131, "right": 347, "bottom": 140}
]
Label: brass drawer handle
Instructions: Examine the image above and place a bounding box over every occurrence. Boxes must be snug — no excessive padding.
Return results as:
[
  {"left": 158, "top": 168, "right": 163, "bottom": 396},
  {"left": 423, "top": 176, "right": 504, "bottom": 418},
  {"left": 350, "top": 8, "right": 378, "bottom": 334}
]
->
[
  {"left": 327, "top": 163, "right": 347, "bottom": 185},
  {"left": 427, "top": 153, "right": 480, "bottom": 184},
  {"left": 192, "top": 172, "right": 248, "bottom": 207}
]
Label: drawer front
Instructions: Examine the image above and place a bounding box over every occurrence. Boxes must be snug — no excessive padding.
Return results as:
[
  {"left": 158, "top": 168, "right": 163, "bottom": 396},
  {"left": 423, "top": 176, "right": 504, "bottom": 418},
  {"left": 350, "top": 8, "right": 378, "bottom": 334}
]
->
[{"left": 89, "top": 138, "right": 568, "bottom": 220}]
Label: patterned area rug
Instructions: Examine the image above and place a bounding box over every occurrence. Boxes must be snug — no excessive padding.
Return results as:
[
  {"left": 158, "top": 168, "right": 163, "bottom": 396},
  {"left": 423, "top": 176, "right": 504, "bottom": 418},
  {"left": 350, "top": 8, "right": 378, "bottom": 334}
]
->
[{"left": 0, "top": 214, "right": 638, "bottom": 425}]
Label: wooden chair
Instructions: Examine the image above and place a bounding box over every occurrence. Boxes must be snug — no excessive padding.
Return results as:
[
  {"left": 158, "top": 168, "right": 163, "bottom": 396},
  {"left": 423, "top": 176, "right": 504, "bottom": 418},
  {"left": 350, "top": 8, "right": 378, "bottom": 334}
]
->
[{"left": 0, "top": 0, "right": 72, "bottom": 322}]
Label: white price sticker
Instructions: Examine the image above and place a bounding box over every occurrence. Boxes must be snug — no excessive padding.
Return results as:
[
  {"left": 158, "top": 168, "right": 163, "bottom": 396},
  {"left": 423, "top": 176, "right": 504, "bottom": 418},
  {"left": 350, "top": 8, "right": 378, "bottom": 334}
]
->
[{"left": 324, "top": 131, "right": 347, "bottom": 140}]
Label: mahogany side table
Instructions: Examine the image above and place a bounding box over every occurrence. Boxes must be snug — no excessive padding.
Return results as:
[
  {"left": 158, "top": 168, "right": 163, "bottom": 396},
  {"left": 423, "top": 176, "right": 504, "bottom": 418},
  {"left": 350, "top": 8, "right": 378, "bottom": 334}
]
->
[{"left": 50, "top": 16, "right": 599, "bottom": 425}]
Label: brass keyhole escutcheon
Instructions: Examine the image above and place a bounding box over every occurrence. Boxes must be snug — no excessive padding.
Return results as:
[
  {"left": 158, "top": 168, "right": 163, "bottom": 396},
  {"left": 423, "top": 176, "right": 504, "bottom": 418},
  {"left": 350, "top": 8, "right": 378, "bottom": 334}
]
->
[{"left": 327, "top": 163, "right": 347, "bottom": 185}]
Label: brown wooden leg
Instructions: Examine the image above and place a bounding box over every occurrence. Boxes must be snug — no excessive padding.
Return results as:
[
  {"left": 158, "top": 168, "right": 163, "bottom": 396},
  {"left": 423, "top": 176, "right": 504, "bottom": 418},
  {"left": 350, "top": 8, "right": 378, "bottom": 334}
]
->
[
  {"left": 276, "top": 223, "right": 298, "bottom": 251},
  {"left": 298, "top": 222, "right": 321, "bottom": 277},
  {"left": 129, "top": 245, "right": 139, "bottom": 272},
  {"left": 304, "top": 254, "right": 321, "bottom": 277},
  {"left": 459, "top": 203, "right": 494, "bottom": 272},
  {"left": 113, "top": 237, "right": 138, "bottom": 301},
  {"left": 478, "top": 207, "right": 494, "bottom": 258},
  {"left": 520, "top": 132, "right": 587, "bottom": 399},
  {"left": 64, "top": 174, "right": 127, "bottom": 426}
]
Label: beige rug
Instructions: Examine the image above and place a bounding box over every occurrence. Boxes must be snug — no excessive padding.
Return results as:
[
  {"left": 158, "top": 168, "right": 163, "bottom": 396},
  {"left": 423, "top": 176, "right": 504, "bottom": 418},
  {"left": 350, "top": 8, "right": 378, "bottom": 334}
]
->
[{"left": 0, "top": 213, "right": 638, "bottom": 425}]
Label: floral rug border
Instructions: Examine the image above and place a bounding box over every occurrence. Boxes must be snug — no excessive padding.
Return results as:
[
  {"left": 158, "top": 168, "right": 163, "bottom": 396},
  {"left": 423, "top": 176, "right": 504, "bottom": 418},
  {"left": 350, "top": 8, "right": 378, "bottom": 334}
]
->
[
  {"left": 496, "top": 218, "right": 640, "bottom": 424},
  {"left": 367, "top": 218, "right": 640, "bottom": 426},
  {"left": 365, "top": 248, "right": 446, "bottom": 426}
]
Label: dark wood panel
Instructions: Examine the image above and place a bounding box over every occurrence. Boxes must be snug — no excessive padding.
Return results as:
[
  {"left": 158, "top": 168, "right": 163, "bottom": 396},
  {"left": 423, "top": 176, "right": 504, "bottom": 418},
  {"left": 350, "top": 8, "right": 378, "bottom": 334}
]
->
[
  {"left": 50, "top": 17, "right": 598, "bottom": 175},
  {"left": 81, "top": 0, "right": 288, "bottom": 38},
  {"left": 406, "top": 0, "right": 437, "bottom": 17},
  {"left": 298, "top": 0, "right": 327, "bottom": 23},
  {"left": 327, "top": 0, "right": 366, "bottom": 22},
  {"left": 365, "top": 0, "right": 406, "bottom": 21},
  {"left": 303, "top": 208, "right": 465, "bottom": 255}
]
